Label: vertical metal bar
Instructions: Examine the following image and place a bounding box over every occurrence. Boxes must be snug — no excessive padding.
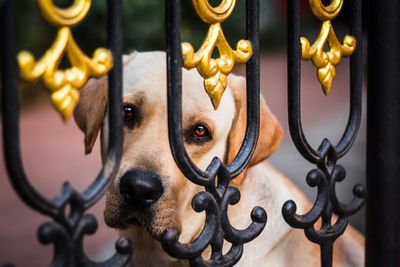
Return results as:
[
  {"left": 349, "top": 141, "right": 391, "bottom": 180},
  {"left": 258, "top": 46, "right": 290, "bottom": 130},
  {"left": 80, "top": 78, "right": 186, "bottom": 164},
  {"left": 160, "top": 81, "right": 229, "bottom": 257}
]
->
[
  {"left": 287, "top": 0, "right": 320, "bottom": 164},
  {"left": 335, "top": 0, "right": 363, "bottom": 157},
  {"left": 246, "top": 0, "right": 260, "bottom": 141},
  {"left": 82, "top": 0, "right": 125, "bottom": 207},
  {"left": 287, "top": 0, "right": 300, "bottom": 152},
  {"left": 1, "top": 0, "right": 56, "bottom": 215},
  {"left": 0, "top": 0, "right": 19, "bottom": 178},
  {"left": 321, "top": 242, "right": 333, "bottom": 267},
  {"left": 225, "top": 0, "right": 260, "bottom": 178},
  {"left": 366, "top": 0, "right": 400, "bottom": 266},
  {"left": 165, "top": 0, "right": 211, "bottom": 185},
  {"left": 227, "top": 0, "right": 261, "bottom": 178},
  {"left": 106, "top": 0, "right": 123, "bottom": 162}
]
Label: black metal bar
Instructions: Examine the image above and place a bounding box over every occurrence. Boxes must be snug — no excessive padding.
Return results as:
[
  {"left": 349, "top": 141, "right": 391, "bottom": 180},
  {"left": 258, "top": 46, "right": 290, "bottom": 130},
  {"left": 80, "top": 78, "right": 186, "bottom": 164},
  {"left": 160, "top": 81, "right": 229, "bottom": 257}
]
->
[
  {"left": 321, "top": 242, "right": 333, "bottom": 267},
  {"left": 335, "top": 0, "right": 363, "bottom": 158},
  {"left": 82, "top": 0, "right": 125, "bottom": 207},
  {"left": 283, "top": 0, "right": 365, "bottom": 266},
  {"left": 1, "top": 0, "right": 57, "bottom": 216},
  {"left": 287, "top": 0, "right": 319, "bottom": 164},
  {"left": 165, "top": 0, "right": 210, "bottom": 186},
  {"left": 366, "top": 0, "right": 400, "bottom": 266},
  {"left": 227, "top": 0, "right": 260, "bottom": 179},
  {"left": 0, "top": 0, "right": 132, "bottom": 265},
  {"left": 162, "top": 0, "right": 267, "bottom": 266}
]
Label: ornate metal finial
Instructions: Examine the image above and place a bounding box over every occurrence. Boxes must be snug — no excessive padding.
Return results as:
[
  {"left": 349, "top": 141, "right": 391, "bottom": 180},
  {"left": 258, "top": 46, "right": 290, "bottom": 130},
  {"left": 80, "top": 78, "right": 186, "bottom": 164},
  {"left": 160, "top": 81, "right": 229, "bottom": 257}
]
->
[
  {"left": 182, "top": 0, "right": 253, "bottom": 109},
  {"left": 17, "top": 0, "right": 113, "bottom": 121},
  {"left": 301, "top": 0, "right": 356, "bottom": 95}
]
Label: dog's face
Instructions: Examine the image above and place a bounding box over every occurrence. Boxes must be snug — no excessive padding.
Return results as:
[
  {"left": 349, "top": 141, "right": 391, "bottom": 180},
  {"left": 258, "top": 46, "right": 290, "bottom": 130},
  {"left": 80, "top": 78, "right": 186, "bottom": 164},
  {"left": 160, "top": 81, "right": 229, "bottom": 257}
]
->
[{"left": 74, "top": 51, "right": 282, "bottom": 241}]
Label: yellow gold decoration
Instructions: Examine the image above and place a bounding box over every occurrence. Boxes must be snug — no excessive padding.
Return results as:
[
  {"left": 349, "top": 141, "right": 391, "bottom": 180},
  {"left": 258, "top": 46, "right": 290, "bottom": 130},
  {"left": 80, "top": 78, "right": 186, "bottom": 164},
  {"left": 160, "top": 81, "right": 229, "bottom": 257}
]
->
[
  {"left": 301, "top": 0, "right": 356, "bottom": 95},
  {"left": 18, "top": 0, "right": 112, "bottom": 121},
  {"left": 183, "top": 0, "right": 252, "bottom": 109}
]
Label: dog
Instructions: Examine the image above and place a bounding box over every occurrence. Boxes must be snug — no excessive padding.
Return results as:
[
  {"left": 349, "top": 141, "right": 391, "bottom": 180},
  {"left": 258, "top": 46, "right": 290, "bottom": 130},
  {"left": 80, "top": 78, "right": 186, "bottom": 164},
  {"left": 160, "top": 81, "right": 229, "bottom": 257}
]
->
[{"left": 74, "top": 51, "right": 364, "bottom": 266}]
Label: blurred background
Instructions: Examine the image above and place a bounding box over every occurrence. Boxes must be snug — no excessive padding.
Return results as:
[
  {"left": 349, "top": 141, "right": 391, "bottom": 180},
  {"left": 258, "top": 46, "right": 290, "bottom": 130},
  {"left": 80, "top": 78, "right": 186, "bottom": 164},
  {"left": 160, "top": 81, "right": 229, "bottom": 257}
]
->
[{"left": 0, "top": 0, "right": 367, "bottom": 265}]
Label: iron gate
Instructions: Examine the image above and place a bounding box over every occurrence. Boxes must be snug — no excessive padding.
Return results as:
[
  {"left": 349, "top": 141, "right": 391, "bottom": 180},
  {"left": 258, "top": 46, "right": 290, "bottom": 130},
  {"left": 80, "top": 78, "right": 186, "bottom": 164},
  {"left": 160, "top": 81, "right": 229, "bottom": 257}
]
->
[{"left": 0, "top": 0, "right": 399, "bottom": 266}]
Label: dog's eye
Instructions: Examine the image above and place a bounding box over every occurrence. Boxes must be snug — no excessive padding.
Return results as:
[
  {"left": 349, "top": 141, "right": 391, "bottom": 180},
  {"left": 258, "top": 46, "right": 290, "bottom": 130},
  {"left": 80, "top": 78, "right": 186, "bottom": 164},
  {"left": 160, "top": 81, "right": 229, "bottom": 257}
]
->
[
  {"left": 192, "top": 124, "right": 210, "bottom": 140},
  {"left": 122, "top": 104, "right": 143, "bottom": 129},
  {"left": 184, "top": 123, "right": 212, "bottom": 144},
  {"left": 123, "top": 105, "right": 135, "bottom": 121}
]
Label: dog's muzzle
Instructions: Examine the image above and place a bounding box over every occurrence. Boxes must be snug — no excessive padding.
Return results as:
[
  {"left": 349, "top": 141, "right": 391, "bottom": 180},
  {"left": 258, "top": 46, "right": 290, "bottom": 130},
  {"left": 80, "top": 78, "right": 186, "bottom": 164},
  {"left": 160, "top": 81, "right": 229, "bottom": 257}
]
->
[{"left": 119, "top": 169, "right": 164, "bottom": 209}]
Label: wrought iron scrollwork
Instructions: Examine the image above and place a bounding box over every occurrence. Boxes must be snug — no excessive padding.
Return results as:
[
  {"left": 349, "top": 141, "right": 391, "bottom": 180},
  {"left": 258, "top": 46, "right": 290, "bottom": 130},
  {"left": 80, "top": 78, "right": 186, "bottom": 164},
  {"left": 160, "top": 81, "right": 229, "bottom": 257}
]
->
[
  {"left": 162, "top": 159, "right": 267, "bottom": 266},
  {"left": 282, "top": 140, "right": 365, "bottom": 266},
  {"left": 163, "top": 0, "right": 265, "bottom": 266},
  {"left": 284, "top": 0, "right": 365, "bottom": 266},
  {"left": 0, "top": 0, "right": 132, "bottom": 266}
]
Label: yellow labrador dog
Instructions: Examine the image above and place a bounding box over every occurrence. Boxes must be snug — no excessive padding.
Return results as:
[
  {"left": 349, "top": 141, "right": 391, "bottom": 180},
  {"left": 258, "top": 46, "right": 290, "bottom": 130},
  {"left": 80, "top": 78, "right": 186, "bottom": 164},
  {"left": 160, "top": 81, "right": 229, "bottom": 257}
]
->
[{"left": 74, "top": 51, "right": 364, "bottom": 267}]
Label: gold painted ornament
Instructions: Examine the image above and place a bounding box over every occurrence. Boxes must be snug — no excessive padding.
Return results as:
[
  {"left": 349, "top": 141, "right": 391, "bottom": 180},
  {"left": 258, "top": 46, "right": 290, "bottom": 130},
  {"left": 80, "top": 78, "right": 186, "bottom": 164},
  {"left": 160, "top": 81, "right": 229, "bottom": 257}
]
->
[
  {"left": 17, "top": 0, "right": 112, "bottom": 121},
  {"left": 301, "top": 0, "right": 356, "bottom": 95},
  {"left": 183, "top": 0, "right": 252, "bottom": 109}
]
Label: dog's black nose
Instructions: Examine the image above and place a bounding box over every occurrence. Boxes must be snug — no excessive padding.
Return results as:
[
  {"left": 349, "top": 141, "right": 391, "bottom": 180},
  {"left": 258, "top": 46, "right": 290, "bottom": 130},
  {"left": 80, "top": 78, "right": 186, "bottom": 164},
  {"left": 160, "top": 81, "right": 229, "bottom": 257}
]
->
[{"left": 119, "top": 169, "right": 164, "bottom": 209}]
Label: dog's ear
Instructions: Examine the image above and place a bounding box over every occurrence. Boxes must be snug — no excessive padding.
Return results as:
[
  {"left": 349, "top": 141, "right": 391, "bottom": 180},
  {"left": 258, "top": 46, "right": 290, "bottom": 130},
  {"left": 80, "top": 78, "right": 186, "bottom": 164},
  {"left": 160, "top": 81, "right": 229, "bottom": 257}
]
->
[
  {"left": 227, "top": 75, "right": 283, "bottom": 186},
  {"left": 73, "top": 76, "right": 108, "bottom": 155},
  {"left": 73, "top": 52, "right": 138, "bottom": 155}
]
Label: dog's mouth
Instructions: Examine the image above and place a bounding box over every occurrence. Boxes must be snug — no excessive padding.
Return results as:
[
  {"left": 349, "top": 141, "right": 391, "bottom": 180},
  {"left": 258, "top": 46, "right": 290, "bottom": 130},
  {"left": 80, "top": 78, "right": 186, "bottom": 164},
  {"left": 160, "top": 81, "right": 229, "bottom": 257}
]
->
[{"left": 104, "top": 197, "right": 180, "bottom": 240}]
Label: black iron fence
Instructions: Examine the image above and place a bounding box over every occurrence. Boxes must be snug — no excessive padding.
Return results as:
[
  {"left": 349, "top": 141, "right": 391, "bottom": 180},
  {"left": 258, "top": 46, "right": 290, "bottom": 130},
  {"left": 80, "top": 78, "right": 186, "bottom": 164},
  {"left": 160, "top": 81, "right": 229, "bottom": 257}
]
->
[
  {"left": 1, "top": 0, "right": 132, "bottom": 266},
  {"left": 0, "top": 0, "right": 399, "bottom": 266},
  {"left": 283, "top": 0, "right": 365, "bottom": 265}
]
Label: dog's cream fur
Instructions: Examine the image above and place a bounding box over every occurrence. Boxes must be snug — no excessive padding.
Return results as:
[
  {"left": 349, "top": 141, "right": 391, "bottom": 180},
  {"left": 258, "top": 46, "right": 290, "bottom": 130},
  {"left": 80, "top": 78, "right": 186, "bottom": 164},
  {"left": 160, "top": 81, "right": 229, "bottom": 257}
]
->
[{"left": 74, "top": 51, "right": 364, "bottom": 267}]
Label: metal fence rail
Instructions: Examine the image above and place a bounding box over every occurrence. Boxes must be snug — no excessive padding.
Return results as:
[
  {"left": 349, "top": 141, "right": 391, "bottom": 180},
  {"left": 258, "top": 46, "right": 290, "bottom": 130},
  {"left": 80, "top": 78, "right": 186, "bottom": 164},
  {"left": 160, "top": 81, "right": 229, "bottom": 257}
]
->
[{"left": 1, "top": 0, "right": 399, "bottom": 266}]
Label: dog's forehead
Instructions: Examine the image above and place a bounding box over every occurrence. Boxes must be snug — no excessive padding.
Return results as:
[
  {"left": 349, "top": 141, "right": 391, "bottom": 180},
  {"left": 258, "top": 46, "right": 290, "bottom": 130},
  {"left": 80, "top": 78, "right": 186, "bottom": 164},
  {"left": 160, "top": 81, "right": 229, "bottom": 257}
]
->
[
  {"left": 122, "top": 51, "right": 167, "bottom": 102},
  {"left": 122, "top": 51, "right": 235, "bottom": 121}
]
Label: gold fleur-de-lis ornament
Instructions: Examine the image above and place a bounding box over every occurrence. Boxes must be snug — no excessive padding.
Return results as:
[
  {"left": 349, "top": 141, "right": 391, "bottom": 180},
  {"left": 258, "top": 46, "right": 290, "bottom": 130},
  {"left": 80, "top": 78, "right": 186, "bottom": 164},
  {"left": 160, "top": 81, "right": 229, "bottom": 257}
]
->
[
  {"left": 18, "top": 0, "right": 112, "bottom": 121},
  {"left": 182, "top": 0, "right": 253, "bottom": 109},
  {"left": 301, "top": 0, "right": 356, "bottom": 95}
]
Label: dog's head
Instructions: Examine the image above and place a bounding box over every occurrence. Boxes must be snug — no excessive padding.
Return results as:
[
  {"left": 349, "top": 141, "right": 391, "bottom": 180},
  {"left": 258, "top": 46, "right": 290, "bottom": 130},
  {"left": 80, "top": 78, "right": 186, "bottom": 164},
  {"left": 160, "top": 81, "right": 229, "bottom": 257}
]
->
[{"left": 74, "top": 51, "right": 282, "bottom": 240}]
